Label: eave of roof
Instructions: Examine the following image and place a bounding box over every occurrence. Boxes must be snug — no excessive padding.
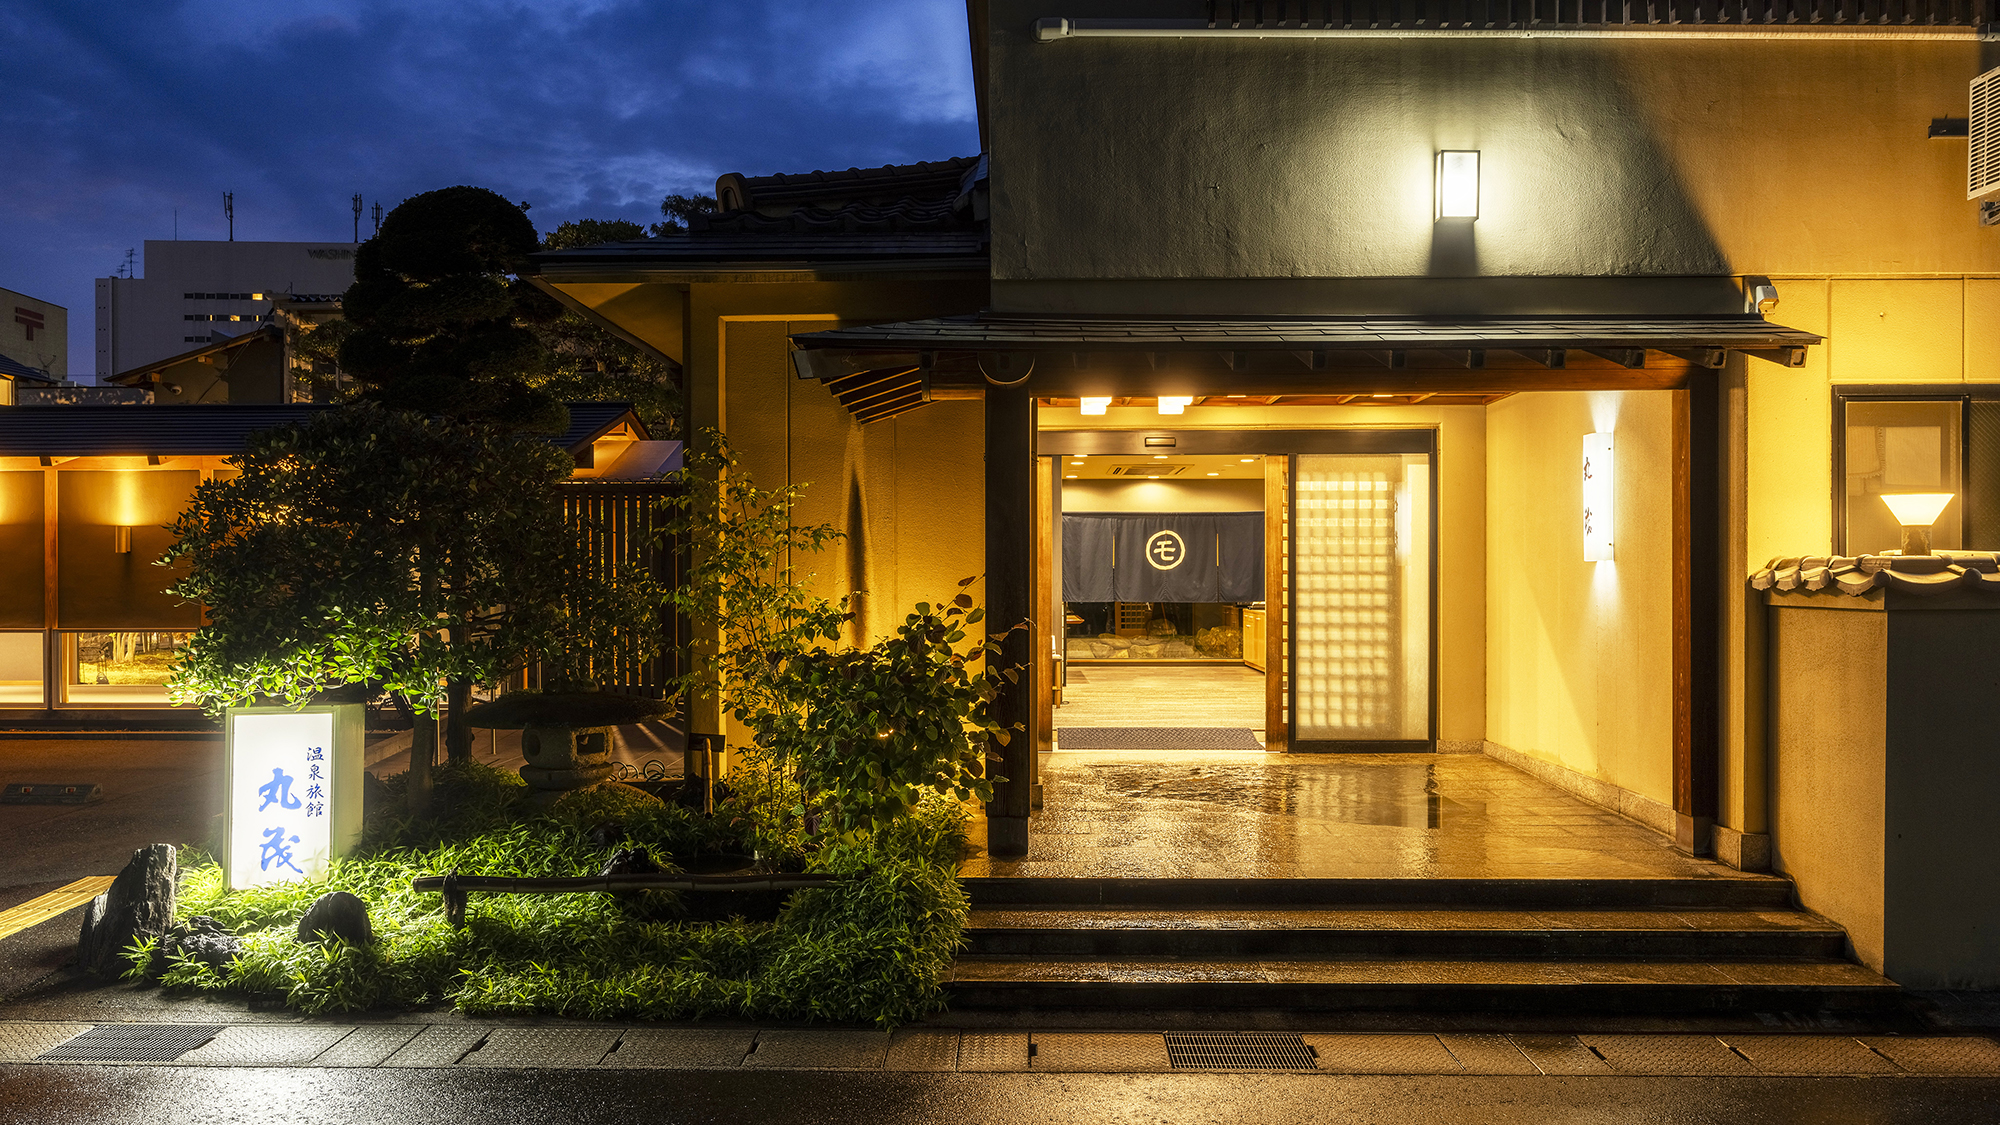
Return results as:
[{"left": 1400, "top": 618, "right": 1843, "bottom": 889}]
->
[
  {"left": 0, "top": 402, "right": 644, "bottom": 458},
  {"left": 789, "top": 313, "right": 1825, "bottom": 353},
  {"left": 1755, "top": 553, "right": 2000, "bottom": 598},
  {"left": 108, "top": 325, "right": 285, "bottom": 385},
  {"left": 529, "top": 232, "right": 989, "bottom": 276}
]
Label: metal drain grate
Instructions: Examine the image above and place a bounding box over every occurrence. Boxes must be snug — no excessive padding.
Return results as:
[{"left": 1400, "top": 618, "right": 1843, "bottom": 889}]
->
[
  {"left": 39, "top": 1024, "right": 224, "bottom": 1063},
  {"left": 1165, "top": 1033, "right": 1317, "bottom": 1070}
]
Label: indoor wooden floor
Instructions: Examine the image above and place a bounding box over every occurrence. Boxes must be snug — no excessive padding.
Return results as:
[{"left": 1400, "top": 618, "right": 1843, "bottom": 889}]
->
[{"left": 1057, "top": 663, "right": 1266, "bottom": 736}]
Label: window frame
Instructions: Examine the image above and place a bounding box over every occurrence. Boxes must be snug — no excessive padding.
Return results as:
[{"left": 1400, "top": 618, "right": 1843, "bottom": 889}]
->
[{"left": 1831, "top": 384, "right": 1998, "bottom": 555}]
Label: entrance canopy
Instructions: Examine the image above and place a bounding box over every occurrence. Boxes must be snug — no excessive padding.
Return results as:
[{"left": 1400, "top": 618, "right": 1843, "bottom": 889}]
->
[{"left": 790, "top": 312, "right": 1824, "bottom": 422}]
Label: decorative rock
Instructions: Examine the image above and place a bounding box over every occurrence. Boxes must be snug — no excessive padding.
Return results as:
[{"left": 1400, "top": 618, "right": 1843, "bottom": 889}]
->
[
  {"left": 161, "top": 916, "right": 242, "bottom": 972},
  {"left": 297, "top": 891, "right": 373, "bottom": 946},
  {"left": 598, "top": 846, "right": 661, "bottom": 878},
  {"left": 77, "top": 843, "right": 178, "bottom": 978},
  {"left": 587, "top": 821, "right": 628, "bottom": 850}
]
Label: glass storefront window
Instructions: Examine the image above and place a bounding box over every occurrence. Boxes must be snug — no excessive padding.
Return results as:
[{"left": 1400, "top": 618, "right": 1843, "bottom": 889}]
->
[
  {"left": 64, "top": 631, "right": 193, "bottom": 706},
  {"left": 1841, "top": 401, "right": 1963, "bottom": 556},
  {"left": 0, "top": 632, "right": 44, "bottom": 707}
]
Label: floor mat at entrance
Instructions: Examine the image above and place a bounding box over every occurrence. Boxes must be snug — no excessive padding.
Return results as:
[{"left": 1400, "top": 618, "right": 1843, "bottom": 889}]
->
[{"left": 1054, "top": 727, "right": 1264, "bottom": 750}]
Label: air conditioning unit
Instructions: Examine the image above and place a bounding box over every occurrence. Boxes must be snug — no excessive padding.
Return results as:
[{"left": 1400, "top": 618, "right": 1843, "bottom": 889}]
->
[
  {"left": 1970, "top": 65, "right": 2000, "bottom": 200},
  {"left": 1108, "top": 464, "right": 1188, "bottom": 476}
]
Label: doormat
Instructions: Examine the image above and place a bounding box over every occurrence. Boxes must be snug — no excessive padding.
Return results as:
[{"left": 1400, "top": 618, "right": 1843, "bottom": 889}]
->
[{"left": 1055, "top": 727, "right": 1264, "bottom": 750}]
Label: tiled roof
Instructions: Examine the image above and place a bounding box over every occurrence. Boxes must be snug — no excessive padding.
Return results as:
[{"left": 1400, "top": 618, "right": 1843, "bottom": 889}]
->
[
  {"left": 0, "top": 354, "right": 58, "bottom": 382},
  {"left": 1753, "top": 553, "right": 2000, "bottom": 597},
  {"left": 791, "top": 314, "right": 1825, "bottom": 353},
  {"left": 532, "top": 154, "right": 988, "bottom": 272},
  {"left": 692, "top": 195, "right": 972, "bottom": 235},
  {"left": 0, "top": 402, "right": 642, "bottom": 457},
  {"left": 719, "top": 156, "right": 981, "bottom": 210}
]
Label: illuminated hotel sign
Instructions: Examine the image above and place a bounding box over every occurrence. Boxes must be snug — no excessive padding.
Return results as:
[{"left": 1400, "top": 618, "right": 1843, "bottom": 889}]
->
[
  {"left": 1583, "top": 432, "right": 1614, "bottom": 562},
  {"left": 223, "top": 705, "right": 363, "bottom": 890}
]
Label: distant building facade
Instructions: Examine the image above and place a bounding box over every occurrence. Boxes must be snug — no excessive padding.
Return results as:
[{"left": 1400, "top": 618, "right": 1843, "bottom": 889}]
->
[
  {"left": 94, "top": 241, "right": 356, "bottom": 379},
  {"left": 1, "top": 285, "right": 67, "bottom": 382}
]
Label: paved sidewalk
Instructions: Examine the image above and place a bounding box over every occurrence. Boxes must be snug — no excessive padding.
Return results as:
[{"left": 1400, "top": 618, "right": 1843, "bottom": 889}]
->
[{"left": 4, "top": 1022, "right": 1999, "bottom": 1075}]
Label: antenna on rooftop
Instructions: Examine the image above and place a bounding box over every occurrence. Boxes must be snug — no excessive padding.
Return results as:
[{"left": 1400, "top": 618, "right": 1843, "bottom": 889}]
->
[
  {"left": 224, "top": 192, "right": 234, "bottom": 241},
  {"left": 371, "top": 201, "right": 382, "bottom": 236},
  {"left": 352, "top": 193, "right": 363, "bottom": 242},
  {"left": 118, "top": 248, "right": 135, "bottom": 279}
]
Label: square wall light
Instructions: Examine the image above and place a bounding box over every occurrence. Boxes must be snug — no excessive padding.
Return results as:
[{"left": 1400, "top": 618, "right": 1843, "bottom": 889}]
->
[{"left": 1436, "top": 150, "right": 1480, "bottom": 221}]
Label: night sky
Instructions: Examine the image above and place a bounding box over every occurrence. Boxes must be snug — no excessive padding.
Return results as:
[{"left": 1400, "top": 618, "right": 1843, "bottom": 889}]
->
[{"left": 2, "top": 0, "right": 980, "bottom": 375}]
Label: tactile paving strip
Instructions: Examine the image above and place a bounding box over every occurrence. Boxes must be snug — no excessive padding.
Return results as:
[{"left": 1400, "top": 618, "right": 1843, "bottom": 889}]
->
[
  {"left": 177, "top": 1025, "right": 355, "bottom": 1066},
  {"left": 379, "top": 1025, "right": 490, "bottom": 1068},
  {"left": 1166, "top": 1032, "right": 1317, "bottom": 1070},
  {"left": 1721, "top": 1035, "right": 1900, "bottom": 1075},
  {"left": 1030, "top": 1033, "right": 1172, "bottom": 1073},
  {"left": 1579, "top": 1035, "right": 1759, "bottom": 1076},
  {"left": 38, "top": 1024, "right": 224, "bottom": 1063},
  {"left": 956, "top": 1031, "right": 1031, "bottom": 1072},
  {"left": 1862, "top": 1037, "right": 2000, "bottom": 1074},
  {"left": 461, "top": 1028, "right": 620, "bottom": 1068},
  {"left": 609, "top": 1029, "right": 754, "bottom": 1069},
  {"left": 0, "top": 1023, "right": 92, "bottom": 1063},
  {"left": 884, "top": 1029, "right": 959, "bottom": 1071},
  {"left": 1303, "top": 1034, "right": 1462, "bottom": 1074},
  {"left": 1510, "top": 1035, "right": 1612, "bottom": 1075},
  {"left": 744, "top": 1030, "right": 889, "bottom": 1069},
  {"left": 1437, "top": 1033, "right": 1539, "bottom": 1075},
  {"left": 311, "top": 1025, "right": 424, "bottom": 1067}
]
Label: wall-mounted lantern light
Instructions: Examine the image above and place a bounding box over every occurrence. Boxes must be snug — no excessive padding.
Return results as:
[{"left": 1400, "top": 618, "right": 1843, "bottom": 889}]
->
[
  {"left": 1880, "top": 492, "right": 1954, "bottom": 555},
  {"left": 1157, "top": 395, "right": 1194, "bottom": 415},
  {"left": 1079, "top": 396, "right": 1112, "bottom": 415},
  {"left": 111, "top": 526, "right": 133, "bottom": 554},
  {"left": 1436, "top": 150, "right": 1480, "bottom": 221},
  {"left": 1583, "top": 432, "right": 1613, "bottom": 562}
]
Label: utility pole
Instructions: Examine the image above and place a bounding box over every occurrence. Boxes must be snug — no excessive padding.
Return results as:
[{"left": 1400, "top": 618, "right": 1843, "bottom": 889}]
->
[
  {"left": 371, "top": 201, "right": 383, "bottom": 236},
  {"left": 224, "top": 192, "right": 234, "bottom": 241},
  {"left": 352, "top": 193, "right": 362, "bottom": 242}
]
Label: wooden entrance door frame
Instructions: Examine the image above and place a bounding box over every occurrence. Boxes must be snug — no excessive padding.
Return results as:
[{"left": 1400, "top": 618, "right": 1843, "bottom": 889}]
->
[{"left": 1036, "top": 428, "right": 1440, "bottom": 757}]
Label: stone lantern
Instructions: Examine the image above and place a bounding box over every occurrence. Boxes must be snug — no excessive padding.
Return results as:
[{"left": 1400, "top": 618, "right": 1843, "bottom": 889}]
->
[{"left": 461, "top": 691, "right": 675, "bottom": 801}]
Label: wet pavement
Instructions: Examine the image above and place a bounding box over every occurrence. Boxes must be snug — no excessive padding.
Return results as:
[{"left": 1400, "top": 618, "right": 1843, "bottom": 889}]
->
[
  {"left": 965, "top": 752, "right": 1754, "bottom": 881},
  {"left": 4, "top": 1055, "right": 2000, "bottom": 1124}
]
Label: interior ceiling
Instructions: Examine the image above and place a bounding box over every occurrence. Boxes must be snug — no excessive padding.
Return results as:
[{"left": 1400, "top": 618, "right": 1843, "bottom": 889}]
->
[{"left": 1057, "top": 453, "right": 1266, "bottom": 480}]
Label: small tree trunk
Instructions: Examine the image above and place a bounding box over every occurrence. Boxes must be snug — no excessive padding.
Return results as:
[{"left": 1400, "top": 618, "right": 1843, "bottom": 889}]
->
[
  {"left": 445, "top": 677, "right": 473, "bottom": 764},
  {"left": 408, "top": 704, "right": 436, "bottom": 819}
]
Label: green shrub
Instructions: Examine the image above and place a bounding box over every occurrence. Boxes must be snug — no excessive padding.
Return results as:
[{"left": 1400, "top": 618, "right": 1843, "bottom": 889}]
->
[{"left": 136, "top": 767, "right": 971, "bottom": 1027}]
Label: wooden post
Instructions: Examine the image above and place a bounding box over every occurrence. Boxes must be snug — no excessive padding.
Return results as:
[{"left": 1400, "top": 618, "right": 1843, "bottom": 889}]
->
[
  {"left": 1674, "top": 372, "right": 1721, "bottom": 855},
  {"left": 985, "top": 387, "right": 1036, "bottom": 855},
  {"left": 1263, "top": 455, "right": 1287, "bottom": 751}
]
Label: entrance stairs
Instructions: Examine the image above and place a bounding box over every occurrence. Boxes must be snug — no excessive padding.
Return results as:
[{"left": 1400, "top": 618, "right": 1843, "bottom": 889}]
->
[{"left": 949, "top": 877, "right": 1899, "bottom": 1013}]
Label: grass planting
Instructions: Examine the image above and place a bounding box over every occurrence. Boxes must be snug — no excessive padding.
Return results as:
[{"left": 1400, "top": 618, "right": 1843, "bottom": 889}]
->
[{"left": 130, "top": 761, "right": 972, "bottom": 1027}]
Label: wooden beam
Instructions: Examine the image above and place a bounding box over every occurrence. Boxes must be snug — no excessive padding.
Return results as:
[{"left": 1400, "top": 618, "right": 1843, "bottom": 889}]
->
[
  {"left": 1514, "top": 348, "right": 1568, "bottom": 369},
  {"left": 985, "top": 386, "right": 1036, "bottom": 856},
  {"left": 1664, "top": 347, "right": 1727, "bottom": 369},
  {"left": 1673, "top": 371, "right": 1722, "bottom": 857},
  {"left": 1742, "top": 347, "right": 1807, "bottom": 368},
  {"left": 1264, "top": 455, "right": 1287, "bottom": 753},
  {"left": 1585, "top": 348, "right": 1647, "bottom": 369}
]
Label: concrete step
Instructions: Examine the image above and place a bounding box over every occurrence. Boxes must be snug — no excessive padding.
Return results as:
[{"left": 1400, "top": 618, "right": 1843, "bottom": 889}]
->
[
  {"left": 964, "top": 907, "right": 1849, "bottom": 960},
  {"left": 947, "top": 957, "right": 1901, "bottom": 1013},
  {"left": 964, "top": 876, "right": 1798, "bottom": 911}
]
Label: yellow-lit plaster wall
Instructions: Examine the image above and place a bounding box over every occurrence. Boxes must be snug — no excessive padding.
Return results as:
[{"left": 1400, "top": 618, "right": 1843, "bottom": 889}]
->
[
  {"left": 1061, "top": 478, "right": 1264, "bottom": 512},
  {"left": 1484, "top": 390, "right": 1676, "bottom": 810},
  {"left": 55, "top": 470, "right": 200, "bottom": 630},
  {"left": 1039, "top": 402, "right": 1486, "bottom": 745}
]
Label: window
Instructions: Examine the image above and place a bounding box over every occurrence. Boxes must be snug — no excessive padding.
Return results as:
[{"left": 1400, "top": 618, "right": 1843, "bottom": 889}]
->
[
  {"left": 1835, "top": 387, "right": 2000, "bottom": 554},
  {"left": 0, "top": 632, "right": 43, "bottom": 707},
  {"left": 62, "top": 632, "right": 194, "bottom": 706}
]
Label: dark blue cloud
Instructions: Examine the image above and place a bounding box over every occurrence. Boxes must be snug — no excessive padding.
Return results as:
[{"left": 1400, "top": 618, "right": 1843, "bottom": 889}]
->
[{"left": 0, "top": 0, "right": 979, "bottom": 375}]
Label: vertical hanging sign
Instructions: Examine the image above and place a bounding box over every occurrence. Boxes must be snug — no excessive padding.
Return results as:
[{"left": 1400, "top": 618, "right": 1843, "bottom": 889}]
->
[
  {"left": 1583, "top": 432, "right": 1614, "bottom": 562},
  {"left": 223, "top": 704, "right": 364, "bottom": 890}
]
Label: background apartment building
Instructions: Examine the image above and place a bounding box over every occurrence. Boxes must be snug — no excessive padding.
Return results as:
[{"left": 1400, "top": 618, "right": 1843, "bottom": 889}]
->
[
  {"left": 93, "top": 240, "right": 356, "bottom": 380},
  {"left": 1, "top": 285, "right": 67, "bottom": 383}
]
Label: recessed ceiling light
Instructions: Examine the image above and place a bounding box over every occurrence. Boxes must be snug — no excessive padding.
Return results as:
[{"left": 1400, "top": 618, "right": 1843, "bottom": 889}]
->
[
  {"left": 1147, "top": 475, "right": 1159, "bottom": 479},
  {"left": 1064, "top": 474, "right": 1078, "bottom": 479},
  {"left": 1373, "top": 394, "right": 1393, "bottom": 398},
  {"left": 1153, "top": 454, "right": 1168, "bottom": 459},
  {"left": 1239, "top": 457, "right": 1256, "bottom": 463},
  {"left": 1206, "top": 471, "right": 1220, "bottom": 476},
  {"left": 1070, "top": 459, "right": 1084, "bottom": 464}
]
